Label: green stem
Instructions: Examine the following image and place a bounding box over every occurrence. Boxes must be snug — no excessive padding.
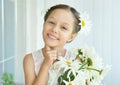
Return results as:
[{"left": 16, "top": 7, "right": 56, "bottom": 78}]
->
[
  {"left": 87, "top": 67, "right": 103, "bottom": 75},
  {"left": 79, "top": 62, "right": 88, "bottom": 70}
]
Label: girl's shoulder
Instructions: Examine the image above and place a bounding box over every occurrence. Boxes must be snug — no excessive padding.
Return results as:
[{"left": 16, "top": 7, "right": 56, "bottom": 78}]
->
[
  {"left": 23, "top": 53, "right": 35, "bottom": 76},
  {"left": 23, "top": 53, "right": 33, "bottom": 63},
  {"left": 23, "top": 49, "right": 44, "bottom": 75},
  {"left": 23, "top": 53, "right": 34, "bottom": 68},
  {"left": 23, "top": 49, "right": 43, "bottom": 65}
]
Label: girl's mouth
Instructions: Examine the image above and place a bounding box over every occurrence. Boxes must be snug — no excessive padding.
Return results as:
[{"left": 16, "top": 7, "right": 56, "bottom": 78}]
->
[{"left": 47, "top": 33, "right": 59, "bottom": 40}]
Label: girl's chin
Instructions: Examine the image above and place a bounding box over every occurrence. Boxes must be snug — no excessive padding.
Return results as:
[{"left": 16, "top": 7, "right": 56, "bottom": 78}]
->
[{"left": 45, "top": 43, "right": 58, "bottom": 47}]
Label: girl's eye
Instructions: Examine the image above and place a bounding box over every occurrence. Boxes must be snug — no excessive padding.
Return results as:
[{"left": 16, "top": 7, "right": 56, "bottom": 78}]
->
[
  {"left": 49, "top": 21, "right": 55, "bottom": 25},
  {"left": 61, "top": 26, "right": 68, "bottom": 30}
]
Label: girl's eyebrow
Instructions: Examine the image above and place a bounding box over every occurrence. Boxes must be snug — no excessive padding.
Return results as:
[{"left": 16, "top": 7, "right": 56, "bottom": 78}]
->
[
  {"left": 63, "top": 22, "right": 71, "bottom": 27},
  {"left": 63, "top": 23, "right": 70, "bottom": 27},
  {"left": 47, "top": 17, "right": 56, "bottom": 21},
  {"left": 48, "top": 16, "right": 55, "bottom": 19},
  {"left": 48, "top": 16, "right": 71, "bottom": 27}
]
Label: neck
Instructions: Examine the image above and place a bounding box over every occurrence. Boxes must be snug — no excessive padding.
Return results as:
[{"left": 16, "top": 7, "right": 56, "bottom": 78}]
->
[{"left": 45, "top": 45, "right": 64, "bottom": 50}]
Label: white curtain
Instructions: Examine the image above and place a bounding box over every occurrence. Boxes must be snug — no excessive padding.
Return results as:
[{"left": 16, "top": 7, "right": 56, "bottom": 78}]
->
[{"left": 15, "top": 0, "right": 120, "bottom": 84}]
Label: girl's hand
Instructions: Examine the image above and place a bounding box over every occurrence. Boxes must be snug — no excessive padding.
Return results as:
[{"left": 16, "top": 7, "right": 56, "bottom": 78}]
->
[{"left": 43, "top": 46, "right": 58, "bottom": 67}]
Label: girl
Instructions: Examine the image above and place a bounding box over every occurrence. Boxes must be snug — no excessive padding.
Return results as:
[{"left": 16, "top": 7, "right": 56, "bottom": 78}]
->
[{"left": 23, "top": 4, "right": 81, "bottom": 85}]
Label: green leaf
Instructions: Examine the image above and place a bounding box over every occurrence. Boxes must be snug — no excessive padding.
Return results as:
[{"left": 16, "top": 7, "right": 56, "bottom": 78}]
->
[
  {"left": 78, "top": 49, "right": 83, "bottom": 55},
  {"left": 2, "top": 73, "right": 8, "bottom": 82},
  {"left": 87, "top": 58, "right": 93, "bottom": 66},
  {"left": 1, "top": 72, "right": 14, "bottom": 85}
]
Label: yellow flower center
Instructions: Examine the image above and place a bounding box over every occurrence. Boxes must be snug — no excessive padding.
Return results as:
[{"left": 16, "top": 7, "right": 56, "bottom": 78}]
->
[
  {"left": 66, "top": 61, "right": 71, "bottom": 65},
  {"left": 81, "top": 20, "right": 85, "bottom": 28},
  {"left": 68, "top": 82, "right": 72, "bottom": 85}
]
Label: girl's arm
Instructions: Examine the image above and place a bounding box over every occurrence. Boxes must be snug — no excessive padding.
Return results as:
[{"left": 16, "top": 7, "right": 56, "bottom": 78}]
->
[
  {"left": 23, "top": 54, "right": 50, "bottom": 85},
  {"left": 32, "top": 59, "right": 50, "bottom": 85},
  {"left": 23, "top": 54, "right": 36, "bottom": 85},
  {"left": 23, "top": 47, "right": 57, "bottom": 85}
]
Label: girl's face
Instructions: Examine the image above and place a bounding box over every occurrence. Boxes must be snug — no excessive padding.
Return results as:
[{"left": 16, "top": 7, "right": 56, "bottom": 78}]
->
[{"left": 43, "top": 9, "right": 76, "bottom": 48}]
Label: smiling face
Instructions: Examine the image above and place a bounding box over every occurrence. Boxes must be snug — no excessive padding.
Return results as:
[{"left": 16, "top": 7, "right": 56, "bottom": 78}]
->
[{"left": 43, "top": 9, "right": 77, "bottom": 49}]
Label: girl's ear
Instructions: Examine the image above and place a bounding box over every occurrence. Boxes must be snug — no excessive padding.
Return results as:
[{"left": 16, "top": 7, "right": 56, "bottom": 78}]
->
[{"left": 67, "top": 33, "right": 77, "bottom": 43}]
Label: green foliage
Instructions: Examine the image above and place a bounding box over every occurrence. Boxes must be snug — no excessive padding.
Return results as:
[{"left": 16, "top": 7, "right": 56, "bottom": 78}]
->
[
  {"left": 87, "top": 58, "right": 93, "bottom": 66},
  {"left": 78, "top": 49, "right": 83, "bottom": 55},
  {"left": 58, "top": 69, "right": 75, "bottom": 85},
  {"left": 1, "top": 72, "right": 14, "bottom": 85}
]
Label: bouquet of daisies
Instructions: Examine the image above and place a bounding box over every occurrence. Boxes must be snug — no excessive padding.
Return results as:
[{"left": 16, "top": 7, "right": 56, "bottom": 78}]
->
[{"left": 52, "top": 46, "right": 110, "bottom": 85}]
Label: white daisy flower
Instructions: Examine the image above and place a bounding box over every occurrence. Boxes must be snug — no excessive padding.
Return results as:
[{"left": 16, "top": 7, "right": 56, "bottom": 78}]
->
[
  {"left": 53, "top": 56, "right": 80, "bottom": 74},
  {"left": 97, "top": 65, "right": 111, "bottom": 81},
  {"left": 79, "top": 12, "right": 92, "bottom": 36},
  {"left": 80, "top": 46, "right": 103, "bottom": 69},
  {"left": 63, "top": 80, "right": 75, "bottom": 85}
]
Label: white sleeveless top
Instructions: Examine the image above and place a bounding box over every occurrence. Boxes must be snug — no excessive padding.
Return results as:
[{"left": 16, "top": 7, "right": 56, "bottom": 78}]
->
[{"left": 32, "top": 49, "right": 71, "bottom": 85}]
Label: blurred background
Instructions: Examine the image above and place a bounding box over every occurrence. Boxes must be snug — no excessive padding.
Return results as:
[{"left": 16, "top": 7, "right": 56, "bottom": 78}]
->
[{"left": 0, "top": 0, "right": 120, "bottom": 84}]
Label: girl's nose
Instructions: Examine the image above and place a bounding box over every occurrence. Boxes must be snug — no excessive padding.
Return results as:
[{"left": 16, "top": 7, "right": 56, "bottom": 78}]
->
[{"left": 52, "top": 26, "right": 59, "bottom": 33}]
